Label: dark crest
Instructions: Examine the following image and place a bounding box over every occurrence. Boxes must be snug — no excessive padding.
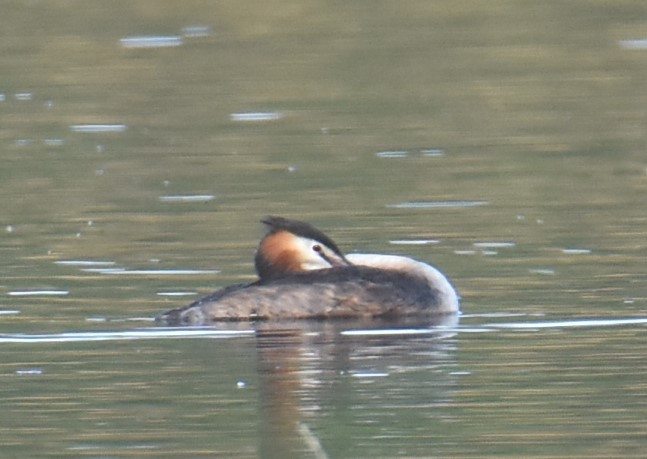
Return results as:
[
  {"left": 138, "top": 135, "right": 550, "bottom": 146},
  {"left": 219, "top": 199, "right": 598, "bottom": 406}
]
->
[{"left": 260, "top": 216, "right": 346, "bottom": 258}]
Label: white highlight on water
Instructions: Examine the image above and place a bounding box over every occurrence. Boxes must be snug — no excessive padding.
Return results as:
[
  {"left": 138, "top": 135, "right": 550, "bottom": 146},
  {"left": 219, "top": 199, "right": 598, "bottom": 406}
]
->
[
  {"left": 82, "top": 268, "right": 220, "bottom": 275},
  {"left": 376, "top": 150, "right": 408, "bottom": 158},
  {"left": 120, "top": 36, "right": 183, "bottom": 48},
  {"left": 230, "top": 112, "right": 283, "bottom": 122},
  {"left": 182, "top": 26, "right": 212, "bottom": 38},
  {"left": 388, "top": 201, "right": 489, "bottom": 209},
  {"left": 0, "top": 329, "right": 255, "bottom": 343},
  {"left": 529, "top": 268, "right": 556, "bottom": 275},
  {"left": 70, "top": 124, "right": 127, "bottom": 133},
  {"left": 389, "top": 239, "right": 439, "bottom": 245},
  {"left": 375, "top": 149, "right": 445, "bottom": 158},
  {"left": 8, "top": 290, "right": 69, "bottom": 296},
  {"left": 341, "top": 328, "right": 451, "bottom": 337},
  {"left": 55, "top": 260, "right": 116, "bottom": 267},
  {"left": 492, "top": 317, "right": 647, "bottom": 329},
  {"left": 474, "top": 242, "right": 516, "bottom": 248},
  {"left": 619, "top": 39, "right": 647, "bottom": 50},
  {"left": 562, "top": 248, "right": 591, "bottom": 254},
  {"left": 351, "top": 372, "right": 389, "bottom": 378},
  {"left": 159, "top": 195, "right": 215, "bottom": 203},
  {"left": 156, "top": 292, "right": 197, "bottom": 297}
]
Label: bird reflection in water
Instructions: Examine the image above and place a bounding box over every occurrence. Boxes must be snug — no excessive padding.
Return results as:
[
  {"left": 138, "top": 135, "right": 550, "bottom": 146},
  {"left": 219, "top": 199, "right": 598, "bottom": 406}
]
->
[{"left": 252, "top": 316, "right": 459, "bottom": 458}]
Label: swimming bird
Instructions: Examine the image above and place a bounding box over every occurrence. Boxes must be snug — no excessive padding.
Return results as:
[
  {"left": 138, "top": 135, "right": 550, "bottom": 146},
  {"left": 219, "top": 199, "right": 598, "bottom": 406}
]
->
[{"left": 156, "top": 216, "right": 460, "bottom": 325}]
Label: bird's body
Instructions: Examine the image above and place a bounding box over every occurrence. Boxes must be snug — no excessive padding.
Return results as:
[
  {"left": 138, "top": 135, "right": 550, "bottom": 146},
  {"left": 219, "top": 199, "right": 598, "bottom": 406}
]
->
[{"left": 156, "top": 217, "right": 459, "bottom": 326}]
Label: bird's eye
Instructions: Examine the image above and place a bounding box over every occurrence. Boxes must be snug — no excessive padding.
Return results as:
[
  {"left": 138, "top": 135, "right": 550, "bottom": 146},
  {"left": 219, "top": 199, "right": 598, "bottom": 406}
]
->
[{"left": 312, "top": 244, "right": 322, "bottom": 253}]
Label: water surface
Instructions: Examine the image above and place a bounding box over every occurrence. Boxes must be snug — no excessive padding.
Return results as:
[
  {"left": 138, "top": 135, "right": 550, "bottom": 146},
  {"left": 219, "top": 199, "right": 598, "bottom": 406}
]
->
[{"left": 1, "top": 1, "right": 646, "bottom": 457}]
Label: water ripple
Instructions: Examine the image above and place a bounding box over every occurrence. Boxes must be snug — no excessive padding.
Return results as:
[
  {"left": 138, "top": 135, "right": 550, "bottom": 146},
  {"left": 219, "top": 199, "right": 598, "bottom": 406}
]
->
[
  {"left": 120, "top": 36, "right": 183, "bottom": 48},
  {"left": 619, "top": 39, "right": 647, "bottom": 50},
  {"left": 55, "top": 260, "right": 116, "bottom": 267},
  {"left": 159, "top": 195, "right": 215, "bottom": 203},
  {"left": 230, "top": 112, "right": 283, "bottom": 122},
  {"left": 389, "top": 239, "right": 439, "bottom": 245},
  {"left": 81, "top": 268, "right": 220, "bottom": 275},
  {"left": 8, "top": 290, "right": 69, "bottom": 296},
  {"left": 69, "top": 124, "right": 127, "bottom": 133},
  {"left": 491, "top": 317, "right": 647, "bottom": 329},
  {"left": 388, "top": 201, "right": 489, "bottom": 209},
  {"left": 0, "top": 329, "right": 254, "bottom": 343}
]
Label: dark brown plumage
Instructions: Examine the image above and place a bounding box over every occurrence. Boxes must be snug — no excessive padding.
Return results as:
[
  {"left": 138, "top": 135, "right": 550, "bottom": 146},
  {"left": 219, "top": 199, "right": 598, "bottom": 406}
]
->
[{"left": 155, "top": 217, "right": 460, "bottom": 326}]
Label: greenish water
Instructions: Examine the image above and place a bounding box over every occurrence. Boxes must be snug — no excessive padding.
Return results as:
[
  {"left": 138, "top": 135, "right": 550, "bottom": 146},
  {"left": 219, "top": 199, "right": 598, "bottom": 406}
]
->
[{"left": 1, "top": 1, "right": 647, "bottom": 457}]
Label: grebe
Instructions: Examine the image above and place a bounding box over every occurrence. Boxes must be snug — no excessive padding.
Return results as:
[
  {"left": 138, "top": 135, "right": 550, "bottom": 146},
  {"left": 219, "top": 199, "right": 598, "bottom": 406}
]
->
[{"left": 156, "top": 216, "right": 460, "bottom": 325}]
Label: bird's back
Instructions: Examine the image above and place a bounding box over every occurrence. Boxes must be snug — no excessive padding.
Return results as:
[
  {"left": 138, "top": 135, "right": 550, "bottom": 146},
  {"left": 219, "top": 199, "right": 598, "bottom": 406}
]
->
[{"left": 156, "top": 266, "right": 452, "bottom": 326}]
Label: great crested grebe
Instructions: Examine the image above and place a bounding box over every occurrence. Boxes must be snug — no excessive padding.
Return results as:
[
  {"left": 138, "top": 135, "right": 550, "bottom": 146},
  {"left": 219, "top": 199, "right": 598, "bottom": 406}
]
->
[{"left": 156, "top": 216, "right": 460, "bottom": 325}]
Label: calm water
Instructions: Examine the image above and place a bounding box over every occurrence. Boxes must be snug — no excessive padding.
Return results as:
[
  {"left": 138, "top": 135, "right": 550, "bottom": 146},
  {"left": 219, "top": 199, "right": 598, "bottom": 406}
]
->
[{"left": 2, "top": 1, "right": 647, "bottom": 457}]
